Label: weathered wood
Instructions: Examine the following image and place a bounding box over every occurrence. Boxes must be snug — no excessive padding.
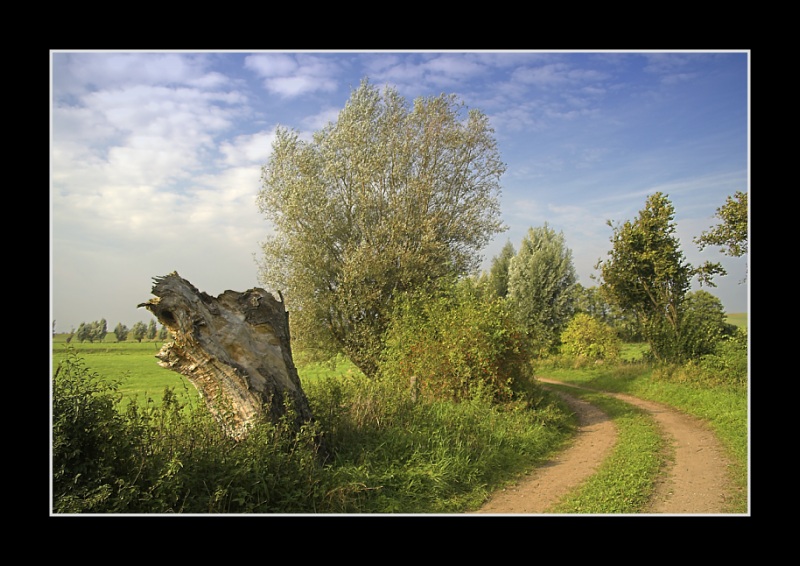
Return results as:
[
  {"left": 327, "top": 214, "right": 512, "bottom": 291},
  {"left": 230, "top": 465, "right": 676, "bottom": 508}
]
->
[{"left": 138, "top": 272, "right": 316, "bottom": 442}]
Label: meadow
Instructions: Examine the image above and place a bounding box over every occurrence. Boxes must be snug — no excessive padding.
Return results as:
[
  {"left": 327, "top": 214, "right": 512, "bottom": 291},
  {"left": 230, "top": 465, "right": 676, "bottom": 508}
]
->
[
  {"left": 50, "top": 313, "right": 748, "bottom": 514},
  {"left": 52, "top": 335, "right": 198, "bottom": 409}
]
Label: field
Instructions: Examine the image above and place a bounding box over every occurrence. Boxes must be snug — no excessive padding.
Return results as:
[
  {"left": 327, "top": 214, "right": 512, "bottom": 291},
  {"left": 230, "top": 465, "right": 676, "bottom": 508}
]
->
[
  {"left": 52, "top": 311, "right": 747, "bottom": 406},
  {"left": 51, "top": 334, "right": 197, "bottom": 408},
  {"left": 726, "top": 312, "right": 747, "bottom": 329}
]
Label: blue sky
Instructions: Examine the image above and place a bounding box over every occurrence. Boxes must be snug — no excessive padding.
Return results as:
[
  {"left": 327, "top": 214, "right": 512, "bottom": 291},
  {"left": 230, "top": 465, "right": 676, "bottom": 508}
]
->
[{"left": 50, "top": 50, "right": 749, "bottom": 334}]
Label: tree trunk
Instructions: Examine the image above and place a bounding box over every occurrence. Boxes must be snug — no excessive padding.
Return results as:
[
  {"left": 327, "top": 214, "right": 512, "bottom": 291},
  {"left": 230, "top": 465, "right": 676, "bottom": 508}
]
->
[{"left": 138, "top": 272, "right": 321, "bottom": 448}]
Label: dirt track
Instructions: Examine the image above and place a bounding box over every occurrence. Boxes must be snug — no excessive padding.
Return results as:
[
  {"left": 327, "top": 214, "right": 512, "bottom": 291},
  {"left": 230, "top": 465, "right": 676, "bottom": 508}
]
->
[{"left": 472, "top": 378, "right": 735, "bottom": 514}]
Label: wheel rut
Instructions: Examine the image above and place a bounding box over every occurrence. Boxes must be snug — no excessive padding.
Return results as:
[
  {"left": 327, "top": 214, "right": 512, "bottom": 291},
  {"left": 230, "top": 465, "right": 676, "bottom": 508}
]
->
[{"left": 472, "top": 378, "right": 735, "bottom": 514}]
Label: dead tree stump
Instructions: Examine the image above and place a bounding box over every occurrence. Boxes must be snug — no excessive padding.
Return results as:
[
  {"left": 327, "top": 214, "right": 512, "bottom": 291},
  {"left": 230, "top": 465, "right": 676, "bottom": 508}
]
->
[{"left": 138, "top": 272, "right": 319, "bottom": 447}]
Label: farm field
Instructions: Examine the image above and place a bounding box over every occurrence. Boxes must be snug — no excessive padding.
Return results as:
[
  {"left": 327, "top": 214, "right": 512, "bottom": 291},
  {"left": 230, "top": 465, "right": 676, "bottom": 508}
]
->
[{"left": 51, "top": 335, "right": 197, "bottom": 408}]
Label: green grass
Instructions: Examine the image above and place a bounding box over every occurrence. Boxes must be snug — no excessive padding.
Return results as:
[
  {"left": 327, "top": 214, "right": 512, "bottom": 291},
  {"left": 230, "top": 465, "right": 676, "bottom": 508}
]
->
[
  {"left": 52, "top": 335, "right": 197, "bottom": 409},
  {"left": 535, "top": 363, "right": 748, "bottom": 513},
  {"left": 51, "top": 335, "right": 748, "bottom": 514},
  {"left": 544, "top": 385, "right": 664, "bottom": 514}
]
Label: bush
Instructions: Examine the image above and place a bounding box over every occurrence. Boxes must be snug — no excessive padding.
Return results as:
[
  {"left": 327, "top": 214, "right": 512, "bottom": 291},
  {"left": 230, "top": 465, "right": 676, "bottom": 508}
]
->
[
  {"left": 52, "top": 349, "right": 327, "bottom": 513},
  {"left": 560, "top": 313, "right": 621, "bottom": 363},
  {"left": 52, "top": 350, "right": 140, "bottom": 512},
  {"left": 678, "top": 290, "right": 736, "bottom": 360},
  {"left": 380, "top": 280, "right": 532, "bottom": 403},
  {"left": 652, "top": 328, "right": 748, "bottom": 388}
]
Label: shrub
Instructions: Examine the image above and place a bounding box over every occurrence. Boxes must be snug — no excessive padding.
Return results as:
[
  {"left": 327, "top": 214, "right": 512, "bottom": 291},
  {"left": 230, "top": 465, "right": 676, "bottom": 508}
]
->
[
  {"left": 52, "top": 349, "right": 327, "bottom": 513},
  {"left": 380, "top": 280, "right": 532, "bottom": 403},
  {"left": 652, "top": 328, "right": 748, "bottom": 388},
  {"left": 52, "top": 350, "right": 140, "bottom": 512},
  {"left": 678, "top": 290, "right": 736, "bottom": 360},
  {"left": 560, "top": 313, "right": 621, "bottom": 363}
]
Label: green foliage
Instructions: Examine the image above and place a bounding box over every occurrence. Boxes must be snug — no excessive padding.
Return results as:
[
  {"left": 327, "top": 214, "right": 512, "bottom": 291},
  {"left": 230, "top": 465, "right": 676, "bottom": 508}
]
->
[
  {"left": 598, "top": 193, "right": 694, "bottom": 363},
  {"left": 507, "top": 224, "right": 577, "bottom": 356},
  {"left": 74, "top": 319, "right": 108, "bottom": 343},
  {"left": 379, "top": 280, "right": 532, "bottom": 404},
  {"left": 302, "top": 367, "right": 571, "bottom": 513},
  {"left": 52, "top": 338, "right": 747, "bottom": 514},
  {"left": 52, "top": 349, "right": 328, "bottom": 513},
  {"left": 257, "top": 79, "right": 506, "bottom": 377},
  {"left": 53, "top": 347, "right": 573, "bottom": 514},
  {"left": 560, "top": 313, "right": 621, "bottom": 363},
  {"left": 113, "top": 322, "right": 128, "bottom": 342},
  {"left": 52, "top": 350, "right": 140, "bottom": 512},
  {"left": 694, "top": 190, "right": 748, "bottom": 285},
  {"left": 131, "top": 321, "right": 147, "bottom": 343},
  {"left": 695, "top": 190, "right": 748, "bottom": 258},
  {"left": 482, "top": 240, "right": 515, "bottom": 299},
  {"left": 655, "top": 327, "right": 748, "bottom": 388},
  {"left": 679, "top": 290, "right": 735, "bottom": 359}
]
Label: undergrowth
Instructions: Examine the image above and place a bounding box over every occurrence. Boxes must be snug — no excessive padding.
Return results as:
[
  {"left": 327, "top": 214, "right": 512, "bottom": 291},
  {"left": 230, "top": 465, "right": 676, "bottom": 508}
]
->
[{"left": 52, "top": 349, "right": 574, "bottom": 514}]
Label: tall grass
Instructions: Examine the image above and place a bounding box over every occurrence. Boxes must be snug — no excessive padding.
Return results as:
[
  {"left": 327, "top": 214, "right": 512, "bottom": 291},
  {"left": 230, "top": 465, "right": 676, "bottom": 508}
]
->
[
  {"left": 52, "top": 346, "right": 576, "bottom": 514},
  {"left": 51, "top": 327, "right": 748, "bottom": 514}
]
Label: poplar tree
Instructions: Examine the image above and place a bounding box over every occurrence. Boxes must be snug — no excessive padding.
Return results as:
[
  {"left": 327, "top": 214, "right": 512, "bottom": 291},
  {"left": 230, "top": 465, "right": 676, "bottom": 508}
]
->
[{"left": 507, "top": 224, "right": 577, "bottom": 356}]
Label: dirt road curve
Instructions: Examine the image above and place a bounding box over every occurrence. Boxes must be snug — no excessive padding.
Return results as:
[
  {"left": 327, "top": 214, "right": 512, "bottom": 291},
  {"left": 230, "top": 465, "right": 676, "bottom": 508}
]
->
[{"left": 472, "top": 378, "right": 734, "bottom": 515}]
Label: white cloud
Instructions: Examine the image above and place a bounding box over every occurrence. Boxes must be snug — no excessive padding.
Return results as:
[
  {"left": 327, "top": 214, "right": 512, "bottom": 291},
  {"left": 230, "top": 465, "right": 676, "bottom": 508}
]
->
[
  {"left": 244, "top": 53, "right": 340, "bottom": 97},
  {"left": 219, "top": 130, "right": 277, "bottom": 168}
]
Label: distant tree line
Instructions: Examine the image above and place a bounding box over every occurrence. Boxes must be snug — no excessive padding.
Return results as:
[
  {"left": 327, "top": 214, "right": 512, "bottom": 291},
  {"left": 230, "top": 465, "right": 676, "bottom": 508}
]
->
[{"left": 59, "top": 318, "right": 170, "bottom": 343}]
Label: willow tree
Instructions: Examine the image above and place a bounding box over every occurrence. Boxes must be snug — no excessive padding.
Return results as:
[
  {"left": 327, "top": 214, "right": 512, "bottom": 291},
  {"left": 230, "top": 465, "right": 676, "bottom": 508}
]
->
[
  {"left": 507, "top": 224, "right": 577, "bottom": 356},
  {"left": 257, "top": 79, "right": 506, "bottom": 377}
]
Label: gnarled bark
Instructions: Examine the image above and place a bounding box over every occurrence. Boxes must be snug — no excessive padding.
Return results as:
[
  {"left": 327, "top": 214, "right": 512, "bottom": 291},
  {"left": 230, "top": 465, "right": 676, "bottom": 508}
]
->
[{"left": 138, "top": 272, "right": 317, "bottom": 443}]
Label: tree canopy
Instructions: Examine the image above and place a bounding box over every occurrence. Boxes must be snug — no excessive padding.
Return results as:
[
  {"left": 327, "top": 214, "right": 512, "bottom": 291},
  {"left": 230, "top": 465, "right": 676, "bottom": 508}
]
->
[
  {"left": 257, "top": 79, "right": 506, "bottom": 376},
  {"left": 507, "top": 224, "right": 577, "bottom": 356},
  {"left": 694, "top": 190, "right": 748, "bottom": 284},
  {"left": 597, "top": 192, "right": 692, "bottom": 362},
  {"left": 694, "top": 190, "right": 748, "bottom": 257}
]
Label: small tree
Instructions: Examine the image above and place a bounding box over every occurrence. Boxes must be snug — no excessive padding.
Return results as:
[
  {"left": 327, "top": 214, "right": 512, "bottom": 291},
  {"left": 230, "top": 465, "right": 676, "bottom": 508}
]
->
[
  {"left": 597, "top": 193, "right": 694, "bottom": 362},
  {"left": 679, "top": 290, "right": 736, "bottom": 359},
  {"left": 75, "top": 322, "right": 89, "bottom": 343},
  {"left": 113, "top": 323, "right": 129, "bottom": 343},
  {"left": 131, "top": 321, "right": 147, "bottom": 343},
  {"left": 147, "top": 320, "right": 157, "bottom": 340},
  {"left": 380, "top": 279, "right": 531, "bottom": 403},
  {"left": 89, "top": 319, "right": 108, "bottom": 343},
  {"left": 482, "top": 241, "right": 515, "bottom": 299}
]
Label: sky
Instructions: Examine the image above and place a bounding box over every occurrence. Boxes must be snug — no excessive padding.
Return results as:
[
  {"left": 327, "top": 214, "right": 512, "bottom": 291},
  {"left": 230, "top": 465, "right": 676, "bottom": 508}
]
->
[{"left": 50, "top": 50, "right": 749, "bottom": 334}]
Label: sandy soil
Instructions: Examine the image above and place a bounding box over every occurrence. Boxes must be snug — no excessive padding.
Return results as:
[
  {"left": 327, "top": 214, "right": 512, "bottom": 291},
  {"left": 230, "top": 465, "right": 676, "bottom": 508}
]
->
[{"left": 471, "top": 378, "right": 736, "bottom": 515}]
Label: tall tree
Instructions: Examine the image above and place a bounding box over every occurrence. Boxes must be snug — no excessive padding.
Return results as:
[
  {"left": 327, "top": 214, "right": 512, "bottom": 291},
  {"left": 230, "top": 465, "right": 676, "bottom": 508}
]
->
[
  {"left": 257, "top": 79, "right": 506, "bottom": 377},
  {"left": 597, "top": 192, "right": 692, "bottom": 362},
  {"left": 694, "top": 190, "right": 748, "bottom": 257},
  {"left": 485, "top": 240, "right": 515, "bottom": 299},
  {"left": 507, "top": 224, "right": 577, "bottom": 356},
  {"left": 694, "top": 190, "right": 748, "bottom": 282}
]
